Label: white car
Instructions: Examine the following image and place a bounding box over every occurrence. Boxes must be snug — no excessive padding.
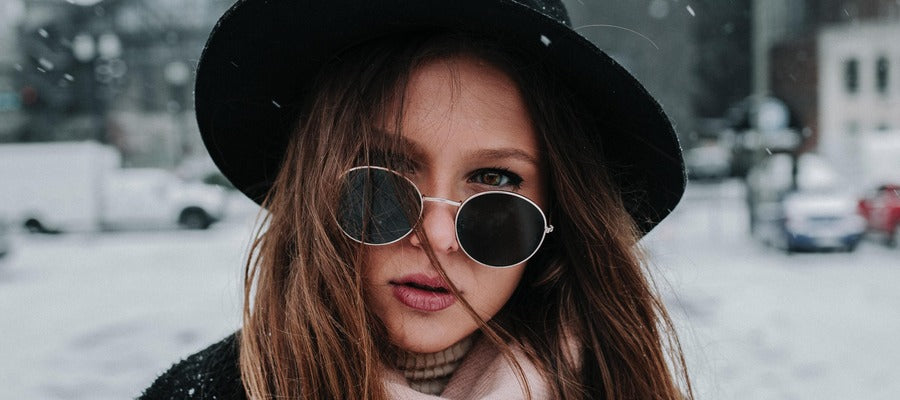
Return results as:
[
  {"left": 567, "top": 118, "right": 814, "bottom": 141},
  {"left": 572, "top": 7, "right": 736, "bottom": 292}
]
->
[
  {"left": 770, "top": 192, "right": 866, "bottom": 252},
  {"left": 101, "top": 169, "right": 228, "bottom": 230},
  {"left": 685, "top": 144, "right": 732, "bottom": 180},
  {"left": 747, "top": 153, "right": 865, "bottom": 252}
]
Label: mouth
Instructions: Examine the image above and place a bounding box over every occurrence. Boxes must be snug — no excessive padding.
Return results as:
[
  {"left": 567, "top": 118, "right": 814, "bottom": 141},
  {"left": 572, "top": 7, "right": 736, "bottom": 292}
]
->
[
  {"left": 390, "top": 274, "right": 452, "bottom": 293},
  {"left": 389, "top": 274, "right": 456, "bottom": 312},
  {"left": 392, "top": 281, "right": 449, "bottom": 293}
]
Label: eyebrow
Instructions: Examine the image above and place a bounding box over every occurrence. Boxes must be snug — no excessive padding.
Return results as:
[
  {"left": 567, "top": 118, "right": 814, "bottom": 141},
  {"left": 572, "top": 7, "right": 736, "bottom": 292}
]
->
[
  {"left": 372, "top": 129, "right": 539, "bottom": 166},
  {"left": 396, "top": 136, "right": 428, "bottom": 161},
  {"left": 468, "top": 148, "right": 540, "bottom": 166},
  {"left": 371, "top": 129, "right": 425, "bottom": 157}
]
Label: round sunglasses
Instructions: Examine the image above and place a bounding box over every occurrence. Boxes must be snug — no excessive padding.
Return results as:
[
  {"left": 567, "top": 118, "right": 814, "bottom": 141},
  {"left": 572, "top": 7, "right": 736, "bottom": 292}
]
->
[{"left": 337, "top": 166, "right": 554, "bottom": 268}]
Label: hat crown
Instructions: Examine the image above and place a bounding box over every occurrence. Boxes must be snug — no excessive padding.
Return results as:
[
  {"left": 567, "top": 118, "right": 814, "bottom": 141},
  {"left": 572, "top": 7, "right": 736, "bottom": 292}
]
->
[{"left": 196, "top": 0, "right": 684, "bottom": 234}]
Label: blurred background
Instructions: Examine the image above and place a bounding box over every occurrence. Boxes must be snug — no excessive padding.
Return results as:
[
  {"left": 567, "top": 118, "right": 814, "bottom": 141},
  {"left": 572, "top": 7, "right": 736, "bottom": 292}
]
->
[{"left": 0, "top": 0, "right": 898, "bottom": 398}]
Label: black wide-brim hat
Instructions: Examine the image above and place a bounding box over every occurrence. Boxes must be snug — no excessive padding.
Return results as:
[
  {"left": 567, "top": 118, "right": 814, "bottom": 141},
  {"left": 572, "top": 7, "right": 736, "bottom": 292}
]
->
[{"left": 196, "top": 0, "right": 685, "bottom": 234}]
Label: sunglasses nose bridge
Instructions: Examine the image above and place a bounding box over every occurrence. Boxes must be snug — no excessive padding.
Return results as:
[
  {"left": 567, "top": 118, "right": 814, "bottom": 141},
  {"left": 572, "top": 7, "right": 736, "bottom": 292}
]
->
[
  {"left": 422, "top": 196, "right": 462, "bottom": 208},
  {"left": 409, "top": 195, "right": 462, "bottom": 255}
]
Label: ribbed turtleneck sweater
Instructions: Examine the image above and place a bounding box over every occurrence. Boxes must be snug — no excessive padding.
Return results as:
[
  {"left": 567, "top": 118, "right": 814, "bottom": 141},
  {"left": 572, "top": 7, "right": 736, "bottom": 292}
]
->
[{"left": 391, "top": 335, "right": 475, "bottom": 395}]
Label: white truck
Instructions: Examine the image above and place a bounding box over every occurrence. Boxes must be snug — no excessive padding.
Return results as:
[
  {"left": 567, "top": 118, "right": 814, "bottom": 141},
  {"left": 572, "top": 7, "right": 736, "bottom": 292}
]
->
[{"left": 0, "top": 141, "right": 228, "bottom": 233}]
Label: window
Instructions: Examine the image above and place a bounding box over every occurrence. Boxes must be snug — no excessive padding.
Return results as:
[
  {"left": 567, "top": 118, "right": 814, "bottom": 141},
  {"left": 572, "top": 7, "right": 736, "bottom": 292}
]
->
[
  {"left": 844, "top": 58, "right": 859, "bottom": 94},
  {"left": 876, "top": 56, "right": 889, "bottom": 95}
]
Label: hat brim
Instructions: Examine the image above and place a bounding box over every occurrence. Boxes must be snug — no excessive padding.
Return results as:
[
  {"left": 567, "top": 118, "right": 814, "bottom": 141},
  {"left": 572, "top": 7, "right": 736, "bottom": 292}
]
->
[{"left": 195, "top": 0, "right": 685, "bottom": 234}]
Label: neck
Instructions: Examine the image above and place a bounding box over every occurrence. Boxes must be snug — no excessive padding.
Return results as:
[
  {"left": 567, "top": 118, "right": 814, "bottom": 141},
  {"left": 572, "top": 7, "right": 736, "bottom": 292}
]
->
[{"left": 391, "top": 335, "right": 476, "bottom": 395}]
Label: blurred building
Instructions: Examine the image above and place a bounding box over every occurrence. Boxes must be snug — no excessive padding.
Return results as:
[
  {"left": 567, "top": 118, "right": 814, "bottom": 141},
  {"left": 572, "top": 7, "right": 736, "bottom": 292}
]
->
[
  {"left": 692, "top": 0, "right": 752, "bottom": 132},
  {"left": 763, "top": 0, "right": 900, "bottom": 152},
  {"left": 819, "top": 22, "right": 900, "bottom": 139},
  {"left": 10, "top": 0, "right": 696, "bottom": 160},
  {"left": 564, "top": 0, "right": 698, "bottom": 140},
  {"left": 0, "top": 0, "right": 27, "bottom": 140},
  {"left": 11, "top": 0, "right": 230, "bottom": 167},
  {"left": 818, "top": 22, "right": 900, "bottom": 188}
]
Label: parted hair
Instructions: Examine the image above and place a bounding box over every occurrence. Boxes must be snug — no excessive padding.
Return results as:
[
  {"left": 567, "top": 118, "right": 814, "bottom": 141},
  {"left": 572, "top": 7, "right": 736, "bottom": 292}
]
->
[{"left": 238, "top": 32, "right": 693, "bottom": 400}]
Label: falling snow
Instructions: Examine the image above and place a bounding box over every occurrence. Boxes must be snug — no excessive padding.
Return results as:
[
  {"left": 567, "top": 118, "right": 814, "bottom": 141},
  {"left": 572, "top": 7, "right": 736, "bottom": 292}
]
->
[
  {"left": 686, "top": 5, "right": 696, "bottom": 17},
  {"left": 37, "top": 58, "right": 54, "bottom": 71},
  {"left": 540, "top": 34, "right": 551, "bottom": 46}
]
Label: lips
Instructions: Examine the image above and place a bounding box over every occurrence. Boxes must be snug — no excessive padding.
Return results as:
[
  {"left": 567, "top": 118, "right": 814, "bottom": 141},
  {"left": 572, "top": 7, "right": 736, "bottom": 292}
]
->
[{"left": 390, "top": 274, "right": 456, "bottom": 312}]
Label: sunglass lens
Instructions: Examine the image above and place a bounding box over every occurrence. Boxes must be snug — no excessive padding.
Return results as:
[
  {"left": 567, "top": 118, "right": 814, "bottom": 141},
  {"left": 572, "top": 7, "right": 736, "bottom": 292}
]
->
[
  {"left": 338, "top": 168, "right": 420, "bottom": 244},
  {"left": 456, "top": 193, "right": 546, "bottom": 267}
]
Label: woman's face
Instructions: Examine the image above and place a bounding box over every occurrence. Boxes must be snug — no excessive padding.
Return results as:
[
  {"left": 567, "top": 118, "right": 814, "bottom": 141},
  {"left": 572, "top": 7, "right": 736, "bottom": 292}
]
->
[{"left": 363, "top": 54, "right": 546, "bottom": 353}]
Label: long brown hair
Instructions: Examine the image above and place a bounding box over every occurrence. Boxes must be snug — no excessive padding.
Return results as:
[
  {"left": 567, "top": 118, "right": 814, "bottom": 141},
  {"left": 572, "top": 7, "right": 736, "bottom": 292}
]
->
[{"left": 239, "top": 33, "right": 693, "bottom": 400}]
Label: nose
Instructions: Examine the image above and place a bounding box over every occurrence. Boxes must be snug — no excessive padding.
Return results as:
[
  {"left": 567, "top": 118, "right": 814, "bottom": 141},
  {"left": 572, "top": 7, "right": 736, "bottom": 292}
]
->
[{"left": 408, "top": 198, "right": 460, "bottom": 255}]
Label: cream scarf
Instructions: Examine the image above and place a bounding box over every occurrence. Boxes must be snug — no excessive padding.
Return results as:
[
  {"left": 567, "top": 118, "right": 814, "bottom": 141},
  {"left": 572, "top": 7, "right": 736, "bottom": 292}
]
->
[{"left": 384, "top": 336, "right": 550, "bottom": 400}]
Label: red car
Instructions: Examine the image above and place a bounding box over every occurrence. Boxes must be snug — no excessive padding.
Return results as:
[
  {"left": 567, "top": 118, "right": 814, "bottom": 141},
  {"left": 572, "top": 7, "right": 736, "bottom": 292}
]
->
[{"left": 858, "top": 184, "right": 900, "bottom": 246}]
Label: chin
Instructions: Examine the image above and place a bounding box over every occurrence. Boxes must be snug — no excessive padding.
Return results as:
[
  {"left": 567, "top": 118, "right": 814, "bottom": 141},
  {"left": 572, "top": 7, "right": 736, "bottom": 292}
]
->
[{"left": 386, "top": 309, "right": 478, "bottom": 353}]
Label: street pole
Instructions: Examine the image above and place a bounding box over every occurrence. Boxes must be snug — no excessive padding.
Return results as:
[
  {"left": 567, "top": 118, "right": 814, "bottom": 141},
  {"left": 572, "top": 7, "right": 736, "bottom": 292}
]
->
[{"left": 752, "top": 0, "right": 769, "bottom": 101}]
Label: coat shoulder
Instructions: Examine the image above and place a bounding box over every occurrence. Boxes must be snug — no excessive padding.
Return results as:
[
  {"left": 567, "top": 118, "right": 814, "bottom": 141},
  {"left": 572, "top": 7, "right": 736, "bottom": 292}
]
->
[{"left": 138, "top": 332, "right": 246, "bottom": 400}]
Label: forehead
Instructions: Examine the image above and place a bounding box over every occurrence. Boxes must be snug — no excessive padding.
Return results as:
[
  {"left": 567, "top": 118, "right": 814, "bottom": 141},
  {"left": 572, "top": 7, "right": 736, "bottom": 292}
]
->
[{"left": 393, "top": 54, "right": 540, "bottom": 162}]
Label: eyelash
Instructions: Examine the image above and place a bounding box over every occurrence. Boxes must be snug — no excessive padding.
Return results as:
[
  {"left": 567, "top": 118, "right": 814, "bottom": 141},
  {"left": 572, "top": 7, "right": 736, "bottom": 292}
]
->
[{"left": 468, "top": 167, "right": 524, "bottom": 189}]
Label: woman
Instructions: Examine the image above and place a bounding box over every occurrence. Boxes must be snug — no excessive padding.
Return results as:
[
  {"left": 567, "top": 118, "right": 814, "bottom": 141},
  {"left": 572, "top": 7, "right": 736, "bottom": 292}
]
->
[{"left": 141, "top": 0, "right": 691, "bottom": 399}]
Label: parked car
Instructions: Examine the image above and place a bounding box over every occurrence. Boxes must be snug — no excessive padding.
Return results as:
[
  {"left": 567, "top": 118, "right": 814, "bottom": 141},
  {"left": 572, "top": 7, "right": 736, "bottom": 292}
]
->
[
  {"left": 101, "top": 168, "right": 228, "bottom": 231},
  {"left": 0, "top": 142, "right": 227, "bottom": 233},
  {"left": 747, "top": 153, "right": 865, "bottom": 252},
  {"left": 858, "top": 184, "right": 900, "bottom": 247},
  {"left": 0, "top": 141, "right": 118, "bottom": 233},
  {"left": 756, "top": 192, "right": 866, "bottom": 252},
  {"left": 746, "top": 153, "right": 837, "bottom": 232},
  {"left": 684, "top": 143, "right": 732, "bottom": 181}
]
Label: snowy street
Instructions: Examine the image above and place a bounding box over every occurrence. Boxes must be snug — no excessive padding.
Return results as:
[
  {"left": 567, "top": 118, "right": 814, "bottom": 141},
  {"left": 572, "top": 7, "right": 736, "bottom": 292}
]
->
[
  {"left": 1, "top": 182, "right": 898, "bottom": 400},
  {"left": 646, "top": 181, "right": 900, "bottom": 400}
]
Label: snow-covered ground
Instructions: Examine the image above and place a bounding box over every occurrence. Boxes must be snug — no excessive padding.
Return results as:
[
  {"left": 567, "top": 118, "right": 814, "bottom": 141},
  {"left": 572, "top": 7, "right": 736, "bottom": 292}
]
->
[
  {"left": 646, "top": 180, "right": 900, "bottom": 400},
  {"left": 1, "top": 183, "right": 898, "bottom": 399},
  {"left": 0, "top": 195, "right": 256, "bottom": 399}
]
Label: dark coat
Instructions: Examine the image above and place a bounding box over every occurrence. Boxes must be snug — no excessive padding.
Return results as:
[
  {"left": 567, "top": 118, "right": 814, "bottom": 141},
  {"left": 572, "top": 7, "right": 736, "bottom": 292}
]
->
[{"left": 139, "top": 333, "right": 246, "bottom": 400}]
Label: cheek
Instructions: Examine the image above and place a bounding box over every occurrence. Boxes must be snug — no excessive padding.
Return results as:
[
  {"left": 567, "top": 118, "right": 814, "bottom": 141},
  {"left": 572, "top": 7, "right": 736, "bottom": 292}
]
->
[
  {"left": 362, "top": 247, "right": 398, "bottom": 283},
  {"left": 361, "top": 245, "right": 421, "bottom": 293},
  {"left": 360, "top": 248, "right": 397, "bottom": 317},
  {"left": 468, "top": 266, "right": 526, "bottom": 316},
  {"left": 362, "top": 249, "right": 382, "bottom": 279}
]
